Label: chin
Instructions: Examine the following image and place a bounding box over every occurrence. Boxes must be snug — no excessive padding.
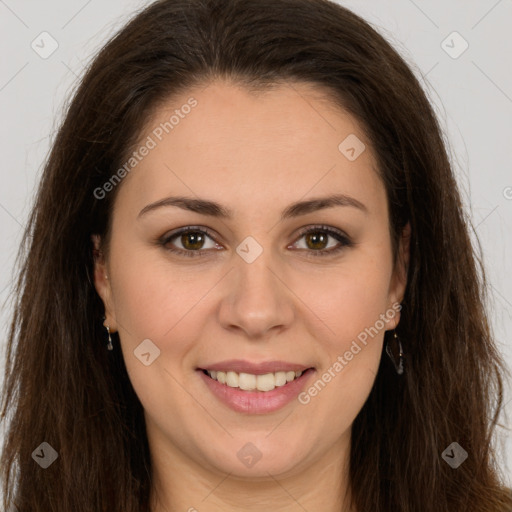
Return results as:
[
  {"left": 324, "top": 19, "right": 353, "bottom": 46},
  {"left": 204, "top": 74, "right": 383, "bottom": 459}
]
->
[{"left": 201, "top": 435, "right": 310, "bottom": 479}]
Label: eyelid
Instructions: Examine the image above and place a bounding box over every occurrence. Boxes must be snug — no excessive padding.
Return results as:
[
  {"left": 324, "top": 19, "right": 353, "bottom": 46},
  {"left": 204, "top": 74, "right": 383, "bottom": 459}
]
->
[
  {"left": 288, "top": 224, "right": 353, "bottom": 257},
  {"left": 158, "top": 224, "right": 352, "bottom": 258},
  {"left": 291, "top": 224, "right": 350, "bottom": 244},
  {"left": 158, "top": 225, "right": 221, "bottom": 257}
]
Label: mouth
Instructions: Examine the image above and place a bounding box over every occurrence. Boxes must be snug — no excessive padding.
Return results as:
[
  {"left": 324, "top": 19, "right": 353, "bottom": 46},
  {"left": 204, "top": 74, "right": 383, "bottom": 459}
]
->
[{"left": 196, "top": 363, "right": 316, "bottom": 414}]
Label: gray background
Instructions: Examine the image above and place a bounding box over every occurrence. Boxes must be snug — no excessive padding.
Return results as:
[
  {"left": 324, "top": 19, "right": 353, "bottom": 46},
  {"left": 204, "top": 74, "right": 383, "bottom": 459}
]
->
[{"left": 0, "top": 0, "right": 511, "bottom": 487}]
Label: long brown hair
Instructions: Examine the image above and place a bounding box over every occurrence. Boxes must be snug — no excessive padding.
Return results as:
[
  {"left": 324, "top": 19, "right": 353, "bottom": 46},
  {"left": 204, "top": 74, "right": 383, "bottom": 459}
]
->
[{"left": 1, "top": 0, "right": 511, "bottom": 510}]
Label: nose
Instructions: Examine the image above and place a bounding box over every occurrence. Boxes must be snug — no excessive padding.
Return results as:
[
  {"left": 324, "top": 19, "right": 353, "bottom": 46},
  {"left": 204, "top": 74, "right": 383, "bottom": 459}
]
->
[{"left": 217, "top": 249, "right": 295, "bottom": 340}]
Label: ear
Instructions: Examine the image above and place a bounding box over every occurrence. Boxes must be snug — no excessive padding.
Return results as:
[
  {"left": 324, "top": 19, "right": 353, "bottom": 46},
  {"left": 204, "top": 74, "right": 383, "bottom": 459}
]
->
[
  {"left": 387, "top": 222, "right": 411, "bottom": 329},
  {"left": 91, "top": 234, "right": 117, "bottom": 332}
]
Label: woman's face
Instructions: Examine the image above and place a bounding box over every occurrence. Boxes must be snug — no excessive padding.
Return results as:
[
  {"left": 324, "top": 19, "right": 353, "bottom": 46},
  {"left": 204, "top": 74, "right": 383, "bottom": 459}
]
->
[{"left": 93, "top": 79, "right": 408, "bottom": 480}]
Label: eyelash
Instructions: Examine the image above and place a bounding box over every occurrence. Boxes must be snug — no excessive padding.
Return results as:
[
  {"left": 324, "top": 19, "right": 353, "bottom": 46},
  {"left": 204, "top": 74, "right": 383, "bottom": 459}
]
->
[{"left": 158, "top": 225, "right": 353, "bottom": 259}]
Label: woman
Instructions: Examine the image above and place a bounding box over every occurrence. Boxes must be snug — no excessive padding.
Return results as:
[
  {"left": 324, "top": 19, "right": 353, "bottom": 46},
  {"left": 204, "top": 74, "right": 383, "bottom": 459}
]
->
[{"left": 1, "top": 0, "right": 511, "bottom": 510}]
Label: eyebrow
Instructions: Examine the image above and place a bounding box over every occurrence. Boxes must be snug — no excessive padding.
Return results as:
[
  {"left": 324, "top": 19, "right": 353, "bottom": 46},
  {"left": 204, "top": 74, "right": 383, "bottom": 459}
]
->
[{"left": 137, "top": 193, "right": 368, "bottom": 220}]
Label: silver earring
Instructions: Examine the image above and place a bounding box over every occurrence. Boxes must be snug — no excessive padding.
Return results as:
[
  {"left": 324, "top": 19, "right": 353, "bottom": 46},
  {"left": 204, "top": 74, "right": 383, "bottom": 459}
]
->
[
  {"left": 386, "top": 330, "right": 404, "bottom": 375},
  {"left": 105, "top": 324, "right": 113, "bottom": 351}
]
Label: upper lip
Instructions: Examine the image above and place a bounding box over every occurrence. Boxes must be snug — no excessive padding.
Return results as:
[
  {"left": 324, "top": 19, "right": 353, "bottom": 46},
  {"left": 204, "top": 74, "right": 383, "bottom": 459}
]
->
[{"left": 198, "top": 359, "right": 313, "bottom": 375}]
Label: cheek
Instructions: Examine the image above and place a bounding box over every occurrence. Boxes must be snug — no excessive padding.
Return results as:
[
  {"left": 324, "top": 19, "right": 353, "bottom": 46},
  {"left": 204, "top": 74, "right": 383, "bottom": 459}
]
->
[
  {"left": 109, "top": 225, "right": 394, "bottom": 359},
  {"left": 108, "top": 246, "right": 214, "bottom": 421},
  {"left": 108, "top": 236, "right": 212, "bottom": 337},
  {"left": 294, "top": 268, "right": 390, "bottom": 437},
  {"left": 292, "top": 249, "right": 393, "bottom": 407},
  {"left": 298, "top": 254, "right": 393, "bottom": 346}
]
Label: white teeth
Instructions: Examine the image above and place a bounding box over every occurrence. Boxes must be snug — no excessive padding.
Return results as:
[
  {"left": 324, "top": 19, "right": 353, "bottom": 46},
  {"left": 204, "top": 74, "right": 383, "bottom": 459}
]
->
[
  {"left": 256, "top": 373, "right": 275, "bottom": 392},
  {"left": 238, "top": 372, "right": 256, "bottom": 391},
  {"left": 226, "top": 371, "right": 238, "bottom": 388},
  {"left": 274, "top": 371, "right": 287, "bottom": 387},
  {"left": 205, "top": 369, "right": 306, "bottom": 391}
]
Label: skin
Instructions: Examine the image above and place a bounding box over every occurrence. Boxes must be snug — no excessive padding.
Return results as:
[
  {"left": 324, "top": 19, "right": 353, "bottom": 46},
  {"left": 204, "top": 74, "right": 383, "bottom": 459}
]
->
[{"left": 93, "top": 79, "right": 409, "bottom": 512}]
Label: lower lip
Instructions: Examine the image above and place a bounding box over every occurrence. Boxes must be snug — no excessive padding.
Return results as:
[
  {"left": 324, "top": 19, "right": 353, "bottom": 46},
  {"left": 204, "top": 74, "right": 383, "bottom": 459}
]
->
[{"left": 198, "top": 369, "right": 315, "bottom": 414}]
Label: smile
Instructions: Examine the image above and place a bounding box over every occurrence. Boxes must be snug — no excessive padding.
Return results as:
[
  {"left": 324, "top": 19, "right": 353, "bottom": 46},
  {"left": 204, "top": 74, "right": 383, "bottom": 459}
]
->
[
  {"left": 202, "top": 369, "right": 304, "bottom": 391},
  {"left": 197, "top": 362, "right": 315, "bottom": 414}
]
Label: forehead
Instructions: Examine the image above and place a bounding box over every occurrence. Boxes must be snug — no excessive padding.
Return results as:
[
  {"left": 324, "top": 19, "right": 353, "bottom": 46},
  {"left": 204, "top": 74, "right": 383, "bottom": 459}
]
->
[{"left": 114, "top": 79, "right": 386, "bottom": 219}]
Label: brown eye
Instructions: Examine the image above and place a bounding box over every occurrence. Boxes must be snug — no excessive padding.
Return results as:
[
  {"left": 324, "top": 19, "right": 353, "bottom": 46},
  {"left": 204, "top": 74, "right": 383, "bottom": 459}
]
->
[
  {"left": 304, "top": 232, "right": 329, "bottom": 250},
  {"left": 180, "top": 231, "right": 206, "bottom": 250},
  {"left": 291, "top": 226, "right": 353, "bottom": 257},
  {"left": 159, "top": 225, "right": 352, "bottom": 259},
  {"left": 160, "top": 227, "right": 220, "bottom": 258}
]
